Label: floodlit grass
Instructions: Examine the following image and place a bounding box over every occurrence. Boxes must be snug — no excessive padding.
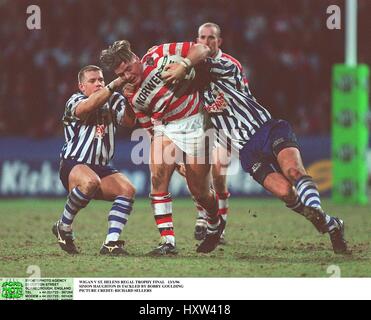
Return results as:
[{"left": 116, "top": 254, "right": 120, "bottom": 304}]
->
[{"left": 0, "top": 198, "right": 370, "bottom": 277}]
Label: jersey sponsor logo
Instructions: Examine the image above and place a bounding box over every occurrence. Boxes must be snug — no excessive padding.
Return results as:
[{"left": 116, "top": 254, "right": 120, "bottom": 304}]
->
[
  {"left": 204, "top": 91, "right": 227, "bottom": 113},
  {"left": 135, "top": 71, "right": 163, "bottom": 108},
  {"left": 95, "top": 124, "right": 106, "bottom": 139}
]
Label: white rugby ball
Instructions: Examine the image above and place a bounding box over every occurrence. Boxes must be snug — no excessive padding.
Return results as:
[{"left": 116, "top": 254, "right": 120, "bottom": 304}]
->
[{"left": 157, "top": 54, "right": 196, "bottom": 80}]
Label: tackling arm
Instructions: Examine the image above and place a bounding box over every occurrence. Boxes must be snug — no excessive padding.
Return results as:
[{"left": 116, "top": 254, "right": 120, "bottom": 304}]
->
[
  {"left": 120, "top": 102, "right": 137, "bottom": 128},
  {"left": 75, "top": 77, "right": 126, "bottom": 119},
  {"left": 162, "top": 43, "right": 211, "bottom": 84}
]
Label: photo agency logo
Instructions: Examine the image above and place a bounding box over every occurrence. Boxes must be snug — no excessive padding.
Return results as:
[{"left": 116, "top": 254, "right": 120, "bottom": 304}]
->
[
  {"left": 1, "top": 281, "right": 24, "bottom": 299},
  {"left": 26, "top": 5, "right": 41, "bottom": 30}
]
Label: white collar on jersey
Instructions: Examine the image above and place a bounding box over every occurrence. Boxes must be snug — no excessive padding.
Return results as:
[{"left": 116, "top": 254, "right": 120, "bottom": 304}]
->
[{"left": 214, "top": 49, "right": 223, "bottom": 59}]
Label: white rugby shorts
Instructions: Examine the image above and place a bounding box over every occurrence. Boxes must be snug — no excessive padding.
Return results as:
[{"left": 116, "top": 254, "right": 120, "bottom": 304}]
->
[{"left": 153, "top": 113, "right": 211, "bottom": 157}]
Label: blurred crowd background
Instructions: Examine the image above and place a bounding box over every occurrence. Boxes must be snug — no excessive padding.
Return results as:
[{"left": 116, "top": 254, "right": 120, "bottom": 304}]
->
[{"left": 1, "top": 0, "right": 370, "bottom": 138}]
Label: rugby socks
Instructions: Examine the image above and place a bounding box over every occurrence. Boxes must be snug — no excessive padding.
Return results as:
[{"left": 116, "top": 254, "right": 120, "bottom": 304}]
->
[
  {"left": 286, "top": 195, "right": 305, "bottom": 214},
  {"left": 295, "top": 175, "right": 331, "bottom": 224},
  {"left": 105, "top": 196, "right": 134, "bottom": 244},
  {"left": 60, "top": 187, "right": 91, "bottom": 230},
  {"left": 205, "top": 192, "right": 220, "bottom": 235},
  {"left": 195, "top": 201, "right": 208, "bottom": 226},
  {"left": 295, "top": 175, "right": 322, "bottom": 209},
  {"left": 151, "top": 193, "right": 175, "bottom": 246},
  {"left": 217, "top": 192, "right": 230, "bottom": 222}
]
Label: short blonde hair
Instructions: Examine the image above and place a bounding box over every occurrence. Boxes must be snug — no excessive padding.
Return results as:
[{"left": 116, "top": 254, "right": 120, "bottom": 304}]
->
[
  {"left": 78, "top": 65, "right": 102, "bottom": 83},
  {"left": 198, "top": 22, "right": 221, "bottom": 38}
]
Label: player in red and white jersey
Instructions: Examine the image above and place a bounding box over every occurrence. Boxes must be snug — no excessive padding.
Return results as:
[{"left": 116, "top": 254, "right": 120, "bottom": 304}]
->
[
  {"left": 100, "top": 40, "right": 224, "bottom": 255},
  {"left": 134, "top": 42, "right": 201, "bottom": 123}
]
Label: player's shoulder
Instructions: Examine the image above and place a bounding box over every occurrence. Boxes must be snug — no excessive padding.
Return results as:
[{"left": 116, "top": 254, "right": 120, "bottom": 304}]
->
[
  {"left": 109, "top": 91, "right": 127, "bottom": 105},
  {"left": 156, "top": 41, "right": 194, "bottom": 51},
  {"left": 220, "top": 52, "right": 243, "bottom": 70},
  {"left": 142, "top": 41, "right": 194, "bottom": 62},
  {"left": 65, "top": 92, "right": 86, "bottom": 107}
]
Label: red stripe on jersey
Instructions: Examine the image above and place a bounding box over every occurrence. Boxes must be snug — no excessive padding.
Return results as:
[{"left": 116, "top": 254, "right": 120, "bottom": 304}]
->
[
  {"left": 151, "top": 112, "right": 164, "bottom": 120},
  {"left": 169, "top": 43, "right": 177, "bottom": 55},
  {"left": 153, "top": 45, "right": 164, "bottom": 58},
  {"left": 188, "top": 103, "right": 200, "bottom": 116},
  {"left": 142, "top": 64, "right": 156, "bottom": 79},
  {"left": 156, "top": 42, "right": 193, "bottom": 56},
  {"left": 164, "top": 93, "right": 188, "bottom": 112},
  {"left": 181, "top": 42, "right": 191, "bottom": 57},
  {"left": 132, "top": 110, "right": 152, "bottom": 128},
  {"left": 148, "top": 86, "right": 171, "bottom": 113},
  {"left": 156, "top": 216, "right": 173, "bottom": 225},
  {"left": 138, "top": 121, "right": 152, "bottom": 128},
  {"left": 164, "top": 93, "right": 200, "bottom": 122},
  {"left": 134, "top": 42, "right": 201, "bottom": 123}
]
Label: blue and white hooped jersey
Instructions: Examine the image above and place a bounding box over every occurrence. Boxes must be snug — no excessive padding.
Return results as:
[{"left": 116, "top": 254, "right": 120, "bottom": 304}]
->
[
  {"left": 203, "top": 57, "right": 272, "bottom": 153},
  {"left": 60, "top": 91, "right": 127, "bottom": 165}
]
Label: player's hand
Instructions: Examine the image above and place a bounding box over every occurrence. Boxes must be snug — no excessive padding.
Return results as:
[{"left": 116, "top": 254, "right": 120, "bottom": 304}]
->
[
  {"left": 122, "top": 83, "right": 136, "bottom": 98},
  {"left": 112, "top": 77, "right": 127, "bottom": 90},
  {"left": 161, "top": 63, "right": 186, "bottom": 85}
]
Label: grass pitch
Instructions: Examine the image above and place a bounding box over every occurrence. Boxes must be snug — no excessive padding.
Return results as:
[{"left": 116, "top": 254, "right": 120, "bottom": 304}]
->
[{"left": 0, "top": 198, "right": 370, "bottom": 277}]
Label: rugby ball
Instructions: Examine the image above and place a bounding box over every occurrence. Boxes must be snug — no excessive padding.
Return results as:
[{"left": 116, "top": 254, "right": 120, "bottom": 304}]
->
[{"left": 157, "top": 54, "right": 196, "bottom": 80}]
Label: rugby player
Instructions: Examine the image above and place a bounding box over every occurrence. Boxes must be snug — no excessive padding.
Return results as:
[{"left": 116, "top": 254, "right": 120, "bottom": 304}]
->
[
  {"left": 100, "top": 41, "right": 223, "bottom": 255},
  {"left": 192, "top": 22, "right": 250, "bottom": 243},
  {"left": 53, "top": 65, "right": 136, "bottom": 255},
  {"left": 164, "top": 54, "right": 348, "bottom": 255}
]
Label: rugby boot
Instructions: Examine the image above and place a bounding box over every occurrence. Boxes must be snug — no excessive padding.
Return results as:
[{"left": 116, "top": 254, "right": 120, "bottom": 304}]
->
[
  {"left": 52, "top": 220, "right": 79, "bottom": 254},
  {"left": 147, "top": 241, "right": 178, "bottom": 256},
  {"left": 194, "top": 218, "right": 207, "bottom": 241},
  {"left": 100, "top": 240, "right": 129, "bottom": 256},
  {"left": 197, "top": 217, "right": 226, "bottom": 253},
  {"left": 327, "top": 217, "right": 349, "bottom": 254},
  {"left": 303, "top": 207, "right": 349, "bottom": 254}
]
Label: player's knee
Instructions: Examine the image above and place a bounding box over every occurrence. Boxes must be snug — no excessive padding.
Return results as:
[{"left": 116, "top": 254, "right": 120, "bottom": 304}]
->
[
  {"left": 125, "top": 182, "right": 136, "bottom": 198},
  {"left": 287, "top": 167, "right": 305, "bottom": 182},
  {"left": 83, "top": 176, "right": 101, "bottom": 193}
]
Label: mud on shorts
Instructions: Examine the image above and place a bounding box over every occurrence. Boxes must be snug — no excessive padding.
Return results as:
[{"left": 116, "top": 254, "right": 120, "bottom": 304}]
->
[{"left": 239, "top": 119, "right": 300, "bottom": 185}]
